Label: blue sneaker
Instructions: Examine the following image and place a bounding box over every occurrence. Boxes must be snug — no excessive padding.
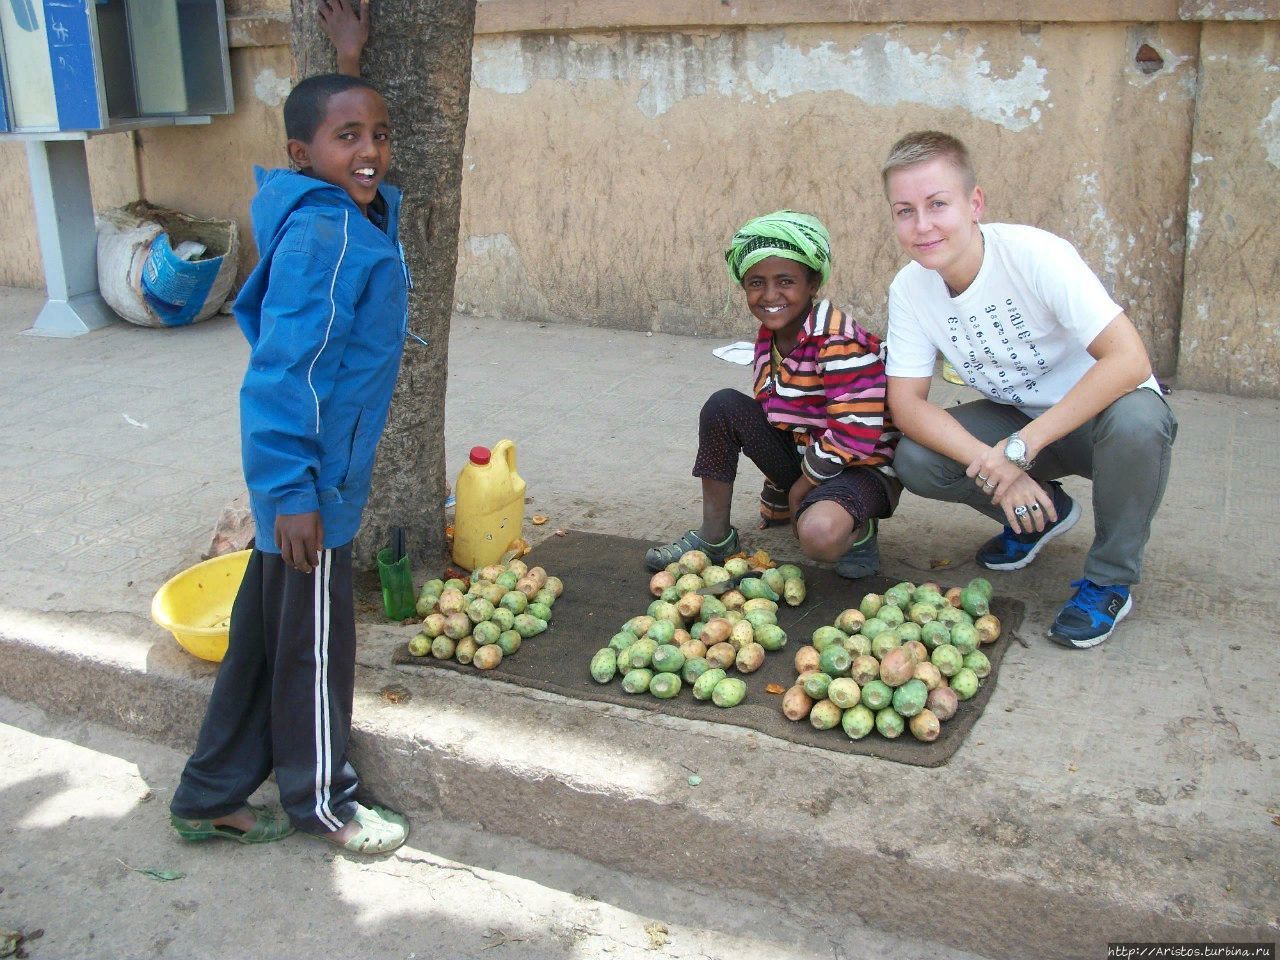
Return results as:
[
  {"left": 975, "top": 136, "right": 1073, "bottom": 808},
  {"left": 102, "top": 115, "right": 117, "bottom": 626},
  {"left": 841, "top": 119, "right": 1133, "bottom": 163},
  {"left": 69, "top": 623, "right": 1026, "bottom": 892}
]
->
[
  {"left": 1049, "top": 579, "right": 1133, "bottom": 649},
  {"left": 975, "top": 482, "right": 1081, "bottom": 571},
  {"left": 835, "top": 518, "right": 879, "bottom": 579}
]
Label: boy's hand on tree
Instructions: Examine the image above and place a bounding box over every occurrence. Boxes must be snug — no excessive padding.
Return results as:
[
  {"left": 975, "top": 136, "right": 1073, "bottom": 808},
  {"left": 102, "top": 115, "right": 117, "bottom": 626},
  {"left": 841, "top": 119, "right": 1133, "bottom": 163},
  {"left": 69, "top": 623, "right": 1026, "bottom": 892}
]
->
[
  {"left": 276, "top": 512, "right": 324, "bottom": 574},
  {"left": 317, "top": 0, "right": 369, "bottom": 76}
]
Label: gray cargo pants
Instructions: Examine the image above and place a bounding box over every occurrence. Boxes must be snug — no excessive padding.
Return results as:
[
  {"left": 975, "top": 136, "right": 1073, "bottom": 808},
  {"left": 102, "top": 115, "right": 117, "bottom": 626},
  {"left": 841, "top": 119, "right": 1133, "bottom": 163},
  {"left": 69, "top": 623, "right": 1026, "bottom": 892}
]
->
[{"left": 892, "top": 388, "right": 1177, "bottom": 585}]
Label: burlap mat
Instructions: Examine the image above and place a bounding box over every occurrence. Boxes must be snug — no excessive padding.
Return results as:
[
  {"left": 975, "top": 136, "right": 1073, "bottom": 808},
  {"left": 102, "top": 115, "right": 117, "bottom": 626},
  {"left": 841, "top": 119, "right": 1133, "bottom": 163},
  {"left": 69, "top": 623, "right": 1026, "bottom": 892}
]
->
[{"left": 392, "top": 530, "right": 1023, "bottom": 767}]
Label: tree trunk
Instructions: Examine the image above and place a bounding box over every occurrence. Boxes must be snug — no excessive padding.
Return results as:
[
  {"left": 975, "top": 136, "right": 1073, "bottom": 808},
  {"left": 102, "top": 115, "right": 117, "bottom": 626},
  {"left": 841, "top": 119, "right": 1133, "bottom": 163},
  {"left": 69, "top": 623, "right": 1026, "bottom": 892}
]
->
[{"left": 291, "top": 0, "right": 476, "bottom": 572}]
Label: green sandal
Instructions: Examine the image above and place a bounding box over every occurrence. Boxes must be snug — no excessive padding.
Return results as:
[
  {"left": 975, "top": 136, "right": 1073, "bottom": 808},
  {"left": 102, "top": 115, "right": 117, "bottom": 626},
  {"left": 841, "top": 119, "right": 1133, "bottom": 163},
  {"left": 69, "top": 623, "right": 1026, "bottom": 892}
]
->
[
  {"left": 645, "top": 528, "right": 740, "bottom": 572},
  {"left": 319, "top": 803, "right": 409, "bottom": 855},
  {"left": 171, "top": 804, "right": 295, "bottom": 845}
]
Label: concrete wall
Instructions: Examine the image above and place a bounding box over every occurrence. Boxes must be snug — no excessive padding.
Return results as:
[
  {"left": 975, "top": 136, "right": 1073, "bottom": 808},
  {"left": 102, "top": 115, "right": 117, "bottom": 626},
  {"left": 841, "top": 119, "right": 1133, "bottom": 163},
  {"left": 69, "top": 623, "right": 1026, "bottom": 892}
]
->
[
  {"left": 1178, "top": 21, "right": 1280, "bottom": 395},
  {"left": 0, "top": 2, "right": 1276, "bottom": 394}
]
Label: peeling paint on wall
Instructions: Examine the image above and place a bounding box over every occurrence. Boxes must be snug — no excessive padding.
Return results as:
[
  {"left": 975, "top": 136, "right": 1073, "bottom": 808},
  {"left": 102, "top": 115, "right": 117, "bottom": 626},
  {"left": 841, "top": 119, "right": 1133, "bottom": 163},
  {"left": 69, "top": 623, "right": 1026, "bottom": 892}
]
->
[
  {"left": 472, "top": 31, "right": 1050, "bottom": 130},
  {"left": 747, "top": 36, "right": 1049, "bottom": 131},
  {"left": 1261, "top": 96, "right": 1280, "bottom": 168},
  {"left": 253, "top": 68, "right": 293, "bottom": 108},
  {"left": 1186, "top": 209, "right": 1204, "bottom": 252},
  {"left": 1077, "top": 172, "right": 1123, "bottom": 286}
]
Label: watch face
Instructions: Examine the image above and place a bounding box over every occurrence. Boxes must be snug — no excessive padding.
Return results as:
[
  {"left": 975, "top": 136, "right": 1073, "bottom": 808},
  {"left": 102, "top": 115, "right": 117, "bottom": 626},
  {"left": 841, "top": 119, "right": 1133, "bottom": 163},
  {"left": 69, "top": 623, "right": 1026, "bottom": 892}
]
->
[{"left": 1006, "top": 436, "right": 1026, "bottom": 459}]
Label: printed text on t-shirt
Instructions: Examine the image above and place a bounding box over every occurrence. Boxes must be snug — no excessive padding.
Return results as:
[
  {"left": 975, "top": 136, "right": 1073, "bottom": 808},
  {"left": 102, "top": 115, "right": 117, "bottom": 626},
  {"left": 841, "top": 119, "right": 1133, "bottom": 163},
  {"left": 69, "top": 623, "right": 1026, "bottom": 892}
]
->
[{"left": 946, "top": 298, "right": 1049, "bottom": 405}]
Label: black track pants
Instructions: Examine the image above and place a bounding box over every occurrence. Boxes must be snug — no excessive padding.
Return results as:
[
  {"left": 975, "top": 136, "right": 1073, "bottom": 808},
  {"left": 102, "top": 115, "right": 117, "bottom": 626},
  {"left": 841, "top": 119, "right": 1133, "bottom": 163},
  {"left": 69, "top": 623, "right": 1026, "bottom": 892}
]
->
[{"left": 170, "top": 546, "right": 359, "bottom": 834}]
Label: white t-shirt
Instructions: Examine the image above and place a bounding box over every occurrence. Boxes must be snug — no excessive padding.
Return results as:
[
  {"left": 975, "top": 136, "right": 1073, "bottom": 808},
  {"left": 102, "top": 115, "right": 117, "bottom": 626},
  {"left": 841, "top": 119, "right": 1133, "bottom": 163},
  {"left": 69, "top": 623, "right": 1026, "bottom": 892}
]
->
[{"left": 885, "top": 223, "right": 1159, "bottom": 415}]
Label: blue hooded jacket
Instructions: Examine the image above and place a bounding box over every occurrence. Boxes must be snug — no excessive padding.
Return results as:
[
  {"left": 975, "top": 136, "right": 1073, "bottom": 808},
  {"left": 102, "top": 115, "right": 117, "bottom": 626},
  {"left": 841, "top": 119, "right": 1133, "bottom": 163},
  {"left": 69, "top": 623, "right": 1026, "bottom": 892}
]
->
[{"left": 234, "top": 167, "right": 408, "bottom": 551}]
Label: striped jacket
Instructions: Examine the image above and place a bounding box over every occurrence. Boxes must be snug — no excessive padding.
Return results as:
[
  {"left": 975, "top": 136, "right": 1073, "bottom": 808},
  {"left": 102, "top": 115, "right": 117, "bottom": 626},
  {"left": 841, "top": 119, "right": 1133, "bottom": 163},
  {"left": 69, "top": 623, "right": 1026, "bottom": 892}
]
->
[{"left": 752, "top": 299, "right": 899, "bottom": 485}]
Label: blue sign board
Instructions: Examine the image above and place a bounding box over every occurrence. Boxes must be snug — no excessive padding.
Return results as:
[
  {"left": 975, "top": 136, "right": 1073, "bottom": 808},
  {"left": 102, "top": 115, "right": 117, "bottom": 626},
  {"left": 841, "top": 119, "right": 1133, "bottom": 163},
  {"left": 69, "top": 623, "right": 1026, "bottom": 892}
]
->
[{"left": 43, "top": 0, "right": 101, "bottom": 130}]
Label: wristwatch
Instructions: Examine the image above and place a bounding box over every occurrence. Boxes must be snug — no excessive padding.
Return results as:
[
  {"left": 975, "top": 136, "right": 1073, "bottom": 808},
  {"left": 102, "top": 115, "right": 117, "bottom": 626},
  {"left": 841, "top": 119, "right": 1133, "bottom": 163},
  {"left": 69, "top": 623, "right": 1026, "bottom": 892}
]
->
[{"left": 1003, "top": 432, "right": 1035, "bottom": 471}]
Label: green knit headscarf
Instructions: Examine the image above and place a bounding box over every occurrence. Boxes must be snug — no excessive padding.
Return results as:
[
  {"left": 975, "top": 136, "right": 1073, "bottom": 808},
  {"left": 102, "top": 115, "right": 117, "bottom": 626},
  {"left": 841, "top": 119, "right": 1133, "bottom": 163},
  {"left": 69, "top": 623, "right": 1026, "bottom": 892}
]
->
[{"left": 724, "top": 210, "right": 832, "bottom": 288}]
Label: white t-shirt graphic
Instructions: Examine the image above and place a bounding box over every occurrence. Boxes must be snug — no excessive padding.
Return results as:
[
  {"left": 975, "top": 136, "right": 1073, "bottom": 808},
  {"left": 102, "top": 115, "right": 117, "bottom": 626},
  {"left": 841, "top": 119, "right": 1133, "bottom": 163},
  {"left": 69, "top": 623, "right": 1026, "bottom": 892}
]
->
[{"left": 885, "top": 223, "right": 1159, "bottom": 415}]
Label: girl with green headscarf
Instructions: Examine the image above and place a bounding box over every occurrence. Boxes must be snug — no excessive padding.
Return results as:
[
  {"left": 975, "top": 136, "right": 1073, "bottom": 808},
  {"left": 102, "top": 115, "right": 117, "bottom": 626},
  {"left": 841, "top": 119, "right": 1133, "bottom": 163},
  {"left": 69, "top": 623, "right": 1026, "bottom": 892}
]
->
[{"left": 645, "top": 211, "right": 901, "bottom": 578}]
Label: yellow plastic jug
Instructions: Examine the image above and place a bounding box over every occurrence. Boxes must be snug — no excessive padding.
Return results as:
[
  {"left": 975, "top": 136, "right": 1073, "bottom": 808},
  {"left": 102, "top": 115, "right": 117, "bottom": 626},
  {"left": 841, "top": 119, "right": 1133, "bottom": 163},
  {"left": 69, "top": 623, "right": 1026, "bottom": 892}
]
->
[{"left": 452, "top": 439, "right": 526, "bottom": 569}]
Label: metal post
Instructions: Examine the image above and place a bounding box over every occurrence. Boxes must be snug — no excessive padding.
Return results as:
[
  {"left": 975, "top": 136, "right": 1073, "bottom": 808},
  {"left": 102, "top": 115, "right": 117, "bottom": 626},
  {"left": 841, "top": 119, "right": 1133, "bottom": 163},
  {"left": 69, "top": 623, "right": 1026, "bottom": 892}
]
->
[{"left": 23, "top": 138, "right": 117, "bottom": 338}]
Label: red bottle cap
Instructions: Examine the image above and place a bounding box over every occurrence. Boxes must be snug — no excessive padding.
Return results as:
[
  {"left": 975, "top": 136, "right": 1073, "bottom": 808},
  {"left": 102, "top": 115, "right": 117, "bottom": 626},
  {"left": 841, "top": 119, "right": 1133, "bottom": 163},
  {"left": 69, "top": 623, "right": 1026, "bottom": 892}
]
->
[{"left": 469, "top": 446, "right": 491, "bottom": 465}]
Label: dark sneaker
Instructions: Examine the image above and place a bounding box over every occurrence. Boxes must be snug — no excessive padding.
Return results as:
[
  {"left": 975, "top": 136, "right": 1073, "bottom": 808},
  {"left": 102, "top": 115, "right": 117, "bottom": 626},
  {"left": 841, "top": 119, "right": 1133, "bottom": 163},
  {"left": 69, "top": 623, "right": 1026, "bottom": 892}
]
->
[
  {"left": 975, "top": 482, "right": 1080, "bottom": 571},
  {"left": 835, "top": 518, "right": 879, "bottom": 579},
  {"left": 1048, "top": 579, "right": 1132, "bottom": 649},
  {"left": 645, "top": 528, "right": 739, "bottom": 572}
]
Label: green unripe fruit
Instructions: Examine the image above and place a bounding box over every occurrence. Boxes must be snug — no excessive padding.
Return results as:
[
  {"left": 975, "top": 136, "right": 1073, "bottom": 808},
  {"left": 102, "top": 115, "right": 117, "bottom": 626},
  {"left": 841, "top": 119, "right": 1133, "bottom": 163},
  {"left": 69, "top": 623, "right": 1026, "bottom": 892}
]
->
[
  {"left": 967, "top": 577, "right": 994, "bottom": 600},
  {"left": 754, "top": 623, "right": 787, "bottom": 651},
  {"left": 513, "top": 614, "right": 547, "bottom": 638},
  {"left": 496, "top": 630, "right": 522, "bottom": 655},
  {"left": 590, "top": 648, "right": 618, "bottom": 683},
  {"left": 646, "top": 620, "right": 676, "bottom": 645},
  {"left": 651, "top": 644, "right": 686, "bottom": 674},
  {"left": 962, "top": 649, "right": 991, "bottom": 678},
  {"left": 626, "top": 637, "right": 658, "bottom": 670},
  {"left": 827, "top": 677, "right": 862, "bottom": 709},
  {"left": 875, "top": 707, "right": 905, "bottom": 739},
  {"left": 859, "top": 593, "right": 884, "bottom": 618},
  {"left": 682, "top": 656, "right": 711, "bottom": 684},
  {"left": 739, "top": 577, "right": 780, "bottom": 602},
  {"left": 622, "top": 668, "right": 654, "bottom": 694},
  {"left": 692, "top": 667, "right": 728, "bottom": 701},
  {"left": 811, "top": 626, "right": 848, "bottom": 652},
  {"left": 920, "top": 620, "right": 951, "bottom": 650},
  {"left": 841, "top": 704, "right": 875, "bottom": 739},
  {"left": 760, "top": 568, "right": 786, "bottom": 595},
  {"left": 951, "top": 667, "right": 980, "bottom": 700},
  {"left": 891, "top": 678, "right": 929, "bottom": 718},
  {"left": 472, "top": 620, "right": 501, "bottom": 646},
  {"left": 802, "top": 671, "right": 833, "bottom": 701},
  {"left": 711, "top": 676, "right": 747, "bottom": 708},
  {"left": 841, "top": 633, "right": 872, "bottom": 658},
  {"left": 931, "top": 643, "right": 964, "bottom": 677},
  {"left": 894, "top": 621, "right": 922, "bottom": 644},
  {"left": 883, "top": 585, "right": 912, "bottom": 609},
  {"left": 699, "top": 596, "right": 727, "bottom": 621},
  {"left": 649, "top": 672, "right": 682, "bottom": 699},
  {"left": 500, "top": 591, "right": 528, "bottom": 615},
  {"left": 860, "top": 617, "right": 889, "bottom": 641},
  {"left": 950, "top": 622, "right": 980, "bottom": 655},
  {"left": 431, "top": 635, "right": 456, "bottom": 660},
  {"left": 818, "top": 645, "right": 853, "bottom": 678},
  {"left": 877, "top": 604, "right": 906, "bottom": 629},
  {"left": 909, "top": 602, "right": 938, "bottom": 626},
  {"left": 870, "top": 631, "right": 901, "bottom": 661},
  {"left": 809, "top": 699, "right": 842, "bottom": 730},
  {"left": 860, "top": 679, "right": 892, "bottom": 711},
  {"left": 960, "top": 585, "right": 990, "bottom": 618},
  {"left": 408, "top": 633, "right": 431, "bottom": 657}
]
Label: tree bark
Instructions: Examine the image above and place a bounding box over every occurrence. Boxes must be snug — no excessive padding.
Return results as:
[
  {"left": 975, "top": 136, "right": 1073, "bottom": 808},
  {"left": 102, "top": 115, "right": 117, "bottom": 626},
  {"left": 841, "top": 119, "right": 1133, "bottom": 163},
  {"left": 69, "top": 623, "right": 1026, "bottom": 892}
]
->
[{"left": 291, "top": 0, "right": 476, "bottom": 572}]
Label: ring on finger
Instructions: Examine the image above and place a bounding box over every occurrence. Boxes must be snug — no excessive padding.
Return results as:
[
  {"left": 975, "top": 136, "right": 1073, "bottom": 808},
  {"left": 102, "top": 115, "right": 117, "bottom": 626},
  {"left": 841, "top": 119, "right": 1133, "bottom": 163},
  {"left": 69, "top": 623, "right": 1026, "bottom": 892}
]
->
[
  {"left": 1014, "top": 504, "right": 1029, "bottom": 517},
  {"left": 1029, "top": 503, "right": 1041, "bottom": 512},
  {"left": 977, "top": 474, "right": 989, "bottom": 483}
]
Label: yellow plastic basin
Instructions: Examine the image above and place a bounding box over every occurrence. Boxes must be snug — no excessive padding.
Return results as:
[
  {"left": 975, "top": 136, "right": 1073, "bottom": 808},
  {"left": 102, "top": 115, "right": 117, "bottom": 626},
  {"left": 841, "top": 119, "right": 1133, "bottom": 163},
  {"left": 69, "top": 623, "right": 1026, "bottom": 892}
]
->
[{"left": 151, "top": 550, "right": 251, "bottom": 662}]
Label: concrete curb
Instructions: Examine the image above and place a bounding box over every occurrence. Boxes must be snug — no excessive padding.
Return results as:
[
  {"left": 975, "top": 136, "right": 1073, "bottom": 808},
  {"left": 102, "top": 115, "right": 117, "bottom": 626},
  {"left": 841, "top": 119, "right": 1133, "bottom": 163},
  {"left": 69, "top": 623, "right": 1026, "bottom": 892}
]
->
[{"left": 2, "top": 618, "right": 1274, "bottom": 958}]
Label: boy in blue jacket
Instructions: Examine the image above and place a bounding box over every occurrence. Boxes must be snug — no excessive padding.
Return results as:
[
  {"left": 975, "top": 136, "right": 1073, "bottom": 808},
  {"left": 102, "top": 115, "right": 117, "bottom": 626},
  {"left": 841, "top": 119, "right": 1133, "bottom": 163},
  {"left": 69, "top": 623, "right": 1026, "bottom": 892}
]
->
[{"left": 169, "top": 72, "right": 411, "bottom": 854}]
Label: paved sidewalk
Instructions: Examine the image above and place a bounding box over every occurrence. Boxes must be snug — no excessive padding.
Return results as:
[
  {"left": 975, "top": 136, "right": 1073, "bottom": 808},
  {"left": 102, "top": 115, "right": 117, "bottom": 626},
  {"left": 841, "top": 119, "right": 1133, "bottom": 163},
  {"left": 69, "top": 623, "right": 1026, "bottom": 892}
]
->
[
  {"left": 1, "top": 695, "right": 988, "bottom": 960},
  {"left": 1, "top": 288, "right": 1278, "bottom": 956}
]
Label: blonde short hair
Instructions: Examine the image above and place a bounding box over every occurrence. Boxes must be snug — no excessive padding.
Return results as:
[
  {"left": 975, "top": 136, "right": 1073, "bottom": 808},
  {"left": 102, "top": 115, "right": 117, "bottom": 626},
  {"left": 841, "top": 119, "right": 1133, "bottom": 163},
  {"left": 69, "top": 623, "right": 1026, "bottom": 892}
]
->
[{"left": 882, "top": 131, "right": 977, "bottom": 196}]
